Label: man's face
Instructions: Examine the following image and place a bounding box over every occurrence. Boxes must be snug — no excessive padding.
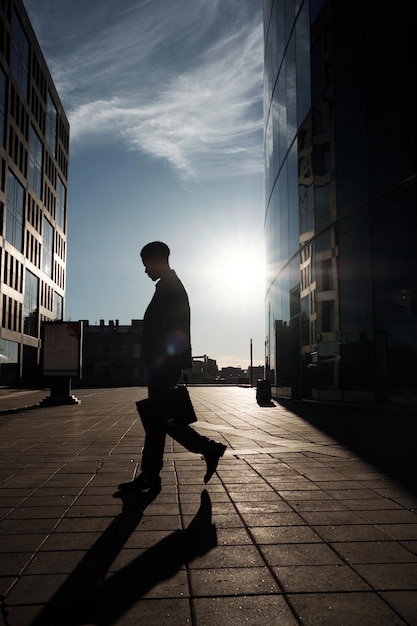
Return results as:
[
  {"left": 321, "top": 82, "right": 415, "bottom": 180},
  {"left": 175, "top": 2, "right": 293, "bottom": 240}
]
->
[{"left": 142, "top": 257, "right": 162, "bottom": 281}]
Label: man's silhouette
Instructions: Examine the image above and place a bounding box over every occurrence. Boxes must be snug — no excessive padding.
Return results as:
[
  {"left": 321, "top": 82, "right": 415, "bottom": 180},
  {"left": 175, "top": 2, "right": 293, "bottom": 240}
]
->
[{"left": 120, "top": 241, "right": 226, "bottom": 493}]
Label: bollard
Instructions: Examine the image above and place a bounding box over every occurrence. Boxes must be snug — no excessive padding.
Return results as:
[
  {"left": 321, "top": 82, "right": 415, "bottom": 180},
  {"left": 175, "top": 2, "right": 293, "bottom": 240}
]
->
[{"left": 256, "top": 379, "right": 272, "bottom": 405}]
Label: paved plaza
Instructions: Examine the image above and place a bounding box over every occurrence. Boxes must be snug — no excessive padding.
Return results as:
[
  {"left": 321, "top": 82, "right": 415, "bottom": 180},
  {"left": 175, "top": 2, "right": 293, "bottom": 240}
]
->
[{"left": 0, "top": 385, "right": 416, "bottom": 625}]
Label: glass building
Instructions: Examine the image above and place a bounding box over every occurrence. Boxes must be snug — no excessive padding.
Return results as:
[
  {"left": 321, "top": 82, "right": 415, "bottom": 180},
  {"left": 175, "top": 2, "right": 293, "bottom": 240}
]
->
[
  {"left": 264, "top": 0, "right": 416, "bottom": 407},
  {"left": 0, "top": 0, "right": 69, "bottom": 385}
]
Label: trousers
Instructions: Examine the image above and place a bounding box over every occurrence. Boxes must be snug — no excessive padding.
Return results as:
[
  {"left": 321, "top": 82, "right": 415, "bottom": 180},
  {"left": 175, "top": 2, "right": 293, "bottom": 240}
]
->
[{"left": 140, "top": 364, "right": 211, "bottom": 477}]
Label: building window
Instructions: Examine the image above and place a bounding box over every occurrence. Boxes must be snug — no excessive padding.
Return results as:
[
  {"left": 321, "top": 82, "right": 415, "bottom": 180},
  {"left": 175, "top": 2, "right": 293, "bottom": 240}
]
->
[
  {"left": 42, "top": 216, "right": 53, "bottom": 278},
  {"left": 0, "top": 68, "right": 6, "bottom": 146},
  {"left": 46, "top": 92, "right": 57, "bottom": 156},
  {"left": 11, "top": 10, "right": 29, "bottom": 98},
  {"left": 24, "top": 269, "right": 39, "bottom": 337},
  {"left": 56, "top": 176, "right": 66, "bottom": 231},
  {"left": 0, "top": 338, "right": 19, "bottom": 386},
  {"left": 28, "top": 125, "right": 43, "bottom": 198},
  {"left": 6, "top": 171, "right": 25, "bottom": 253},
  {"left": 53, "top": 292, "right": 63, "bottom": 320}
]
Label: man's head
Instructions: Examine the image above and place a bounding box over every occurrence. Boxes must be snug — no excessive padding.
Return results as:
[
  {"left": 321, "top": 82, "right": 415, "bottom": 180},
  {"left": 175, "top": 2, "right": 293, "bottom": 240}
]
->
[{"left": 140, "top": 241, "right": 171, "bottom": 281}]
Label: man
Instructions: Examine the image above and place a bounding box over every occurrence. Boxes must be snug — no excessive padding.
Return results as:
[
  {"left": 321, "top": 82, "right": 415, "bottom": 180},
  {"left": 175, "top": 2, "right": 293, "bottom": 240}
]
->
[{"left": 119, "top": 241, "right": 226, "bottom": 493}]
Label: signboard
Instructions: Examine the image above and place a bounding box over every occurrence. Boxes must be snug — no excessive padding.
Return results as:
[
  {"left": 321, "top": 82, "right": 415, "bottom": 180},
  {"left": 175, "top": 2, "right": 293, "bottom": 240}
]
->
[{"left": 42, "top": 321, "right": 83, "bottom": 378}]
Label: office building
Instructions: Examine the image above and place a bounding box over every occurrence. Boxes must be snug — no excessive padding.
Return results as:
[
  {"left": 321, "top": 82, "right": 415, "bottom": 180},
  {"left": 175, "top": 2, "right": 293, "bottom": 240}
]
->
[
  {"left": 0, "top": 0, "right": 69, "bottom": 385},
  {"left": 264, "top": 0, "right": 416, "bottom": 406},
  {"left": 77, "top": 320, "right": 145, "bottom": 388}
]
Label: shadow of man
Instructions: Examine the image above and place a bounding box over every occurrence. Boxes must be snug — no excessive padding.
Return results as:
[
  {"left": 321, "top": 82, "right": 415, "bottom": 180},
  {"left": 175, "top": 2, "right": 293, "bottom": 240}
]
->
[
  {"left": 94, "top": 489, "right": 217, "bottom": 625},
  {"left": 28, "top": 489, "right": 216, "bottom": 626}
]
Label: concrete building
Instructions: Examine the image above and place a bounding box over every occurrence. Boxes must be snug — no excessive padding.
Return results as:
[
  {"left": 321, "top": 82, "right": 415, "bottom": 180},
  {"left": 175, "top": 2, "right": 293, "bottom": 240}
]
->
[
  {"left": 77, "top": 319, "right": 145, "bottom": 388},
  {"left": 191, "top": 355, "right": 218, "bottom": 383},
  {"left": 0, "top": 0, "right": 69, "bottom": 386},
  {"left": 264, "top": 0, "right": 416, "bottom": 407}
]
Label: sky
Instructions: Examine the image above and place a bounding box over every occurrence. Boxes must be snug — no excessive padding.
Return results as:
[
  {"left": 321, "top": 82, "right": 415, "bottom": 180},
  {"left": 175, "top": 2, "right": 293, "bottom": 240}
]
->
[{"left": 23, "top": 0, "right": 266, "bottom": 370}]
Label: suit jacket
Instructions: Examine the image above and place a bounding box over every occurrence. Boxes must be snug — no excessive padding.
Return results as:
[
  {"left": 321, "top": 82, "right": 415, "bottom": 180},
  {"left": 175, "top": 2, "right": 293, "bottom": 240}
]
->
[{"left": 143, "top": 270, "right": 192, "bottom": 373}]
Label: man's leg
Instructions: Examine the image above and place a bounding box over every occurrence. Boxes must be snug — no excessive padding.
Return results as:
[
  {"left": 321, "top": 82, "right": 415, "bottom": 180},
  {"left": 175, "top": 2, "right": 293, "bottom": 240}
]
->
[
  {"left": 134, "top": 366, "right": 181, "bottom": 488},
  {"left": 140, "top": 419, "right": 166, "bottom": 477},
  {"left": 167, "top": 423, "right": 227, "bottom": 483}
]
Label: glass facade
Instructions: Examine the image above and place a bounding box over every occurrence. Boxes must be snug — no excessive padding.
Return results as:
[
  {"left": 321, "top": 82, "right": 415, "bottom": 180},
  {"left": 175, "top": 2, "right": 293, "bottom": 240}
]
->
[
  {"left": 0, "top": 68, "right": 5, "bottom": 146},
  {"left": 264, "top": 0, "right": 416, "bottom": 407},
  {"left": 6, "top": 171, "right": 25, "bottom": 253},
  {"left": 11, "top": 9, "right": 29, "bottom": 97},
  {"left": 0, "top": 338, "right": 19, "bottom": 385},
  {"left": 28, "top": 125, "right": 43, "bottom": 198},
  {"left": 56, "top": 176, "right": 66, "bottom": 232},
  {"left": 42, "top": 216, "right": 53, "bottom": 278},
  {"left": 46, "top": 92, "right": 57, "bottom": 157},
  {"left": 23, "top": 269, "right": 39, "bottom": 337},
  {"left": 1, "top": 0, "right": 69, "bottom": 386}
]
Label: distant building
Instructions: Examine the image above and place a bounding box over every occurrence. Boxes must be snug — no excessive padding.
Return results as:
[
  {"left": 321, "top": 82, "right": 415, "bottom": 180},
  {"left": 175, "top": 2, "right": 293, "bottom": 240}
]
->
[
  {"left": 220, "top": 366, "right": 245, "bottom": 385},
  {"left": 76, "top": 320, "right": 145, "bottom": 388},
  {"left": 248, "top": 365, "right": 265, "bottom": 384},
  {"left": 0, "top": 0, "right": 69, "bottom": 386},
  {"left": 264, "top": 0, "right": 416, "bottom": 407},
  {"left": 191, "top": 354, "right": 218, "bottom": 383},
  {"left": 219, "top": 365, "right": 264, "bottom": 386}
]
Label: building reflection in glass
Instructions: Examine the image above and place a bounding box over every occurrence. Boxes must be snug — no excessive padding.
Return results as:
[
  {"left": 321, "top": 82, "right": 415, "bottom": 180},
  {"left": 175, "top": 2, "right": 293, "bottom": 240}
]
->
[{"left": 264, "top": 0, "right": 416, "bottom": 407}]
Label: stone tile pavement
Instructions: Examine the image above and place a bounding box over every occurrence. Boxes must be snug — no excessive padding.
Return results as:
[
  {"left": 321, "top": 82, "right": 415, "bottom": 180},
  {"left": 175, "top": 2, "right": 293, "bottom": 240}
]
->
[{"left": 0, "top": 386, "right": 416, "bottom": 625}]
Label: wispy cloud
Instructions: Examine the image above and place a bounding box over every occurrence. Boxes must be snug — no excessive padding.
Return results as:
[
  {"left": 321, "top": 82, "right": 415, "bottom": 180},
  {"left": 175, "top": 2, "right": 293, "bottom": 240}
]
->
[{"left": 24, "top": 0, "right": 264, "bottom": 179}]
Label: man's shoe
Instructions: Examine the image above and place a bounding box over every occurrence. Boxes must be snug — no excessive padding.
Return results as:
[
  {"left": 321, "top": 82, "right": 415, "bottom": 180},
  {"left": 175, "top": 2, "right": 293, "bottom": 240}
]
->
[
  {"left": 118, "top": 473, "right": 161, "bottom": 493},
  {"left": 204, "top": 442, "right": 227, "bottom": 484}
]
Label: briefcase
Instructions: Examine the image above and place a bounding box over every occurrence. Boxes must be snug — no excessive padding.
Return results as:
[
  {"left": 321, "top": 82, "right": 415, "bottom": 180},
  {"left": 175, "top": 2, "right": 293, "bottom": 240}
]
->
[{"left": 136, "top": 385, "right": 197, "bottom": 430}]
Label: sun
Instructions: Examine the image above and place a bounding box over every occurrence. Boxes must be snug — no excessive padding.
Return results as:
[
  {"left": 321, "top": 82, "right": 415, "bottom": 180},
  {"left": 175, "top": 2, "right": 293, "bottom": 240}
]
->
[{"left": 201, "top": 237, "right": 266, "bottom": 312}]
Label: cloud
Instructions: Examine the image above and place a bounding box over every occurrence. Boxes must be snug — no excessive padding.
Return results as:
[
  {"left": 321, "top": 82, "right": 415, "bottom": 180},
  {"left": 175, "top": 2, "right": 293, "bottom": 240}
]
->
[{"left": 24, "top": 0, "right": 264, "bottom": 180}]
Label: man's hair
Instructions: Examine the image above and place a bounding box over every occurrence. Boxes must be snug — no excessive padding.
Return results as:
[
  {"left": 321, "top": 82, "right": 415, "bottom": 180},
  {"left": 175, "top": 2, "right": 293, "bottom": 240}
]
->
[{"left": 141, "top": 241, "right": 170, "bottom": 262}]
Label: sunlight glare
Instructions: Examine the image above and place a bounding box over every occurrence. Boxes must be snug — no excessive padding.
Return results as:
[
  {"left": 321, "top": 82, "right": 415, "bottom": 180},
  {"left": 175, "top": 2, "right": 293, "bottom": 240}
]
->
[{"left": 201, "top": 238, "right": 265, "bottom": 313}]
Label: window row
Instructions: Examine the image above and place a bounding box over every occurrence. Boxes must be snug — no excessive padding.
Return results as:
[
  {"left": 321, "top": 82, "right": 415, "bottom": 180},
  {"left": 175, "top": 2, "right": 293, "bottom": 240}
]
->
[
  {"left": 2, "top": 247, "right": 22, "bottom": 291},
  {"left": 5, "top": 170, "right": 65, "bottom": 283},
  {"left": 2, "top": 293, "right": 22, "bottom": 332},
  {"left": 1, "top": 274, "right": 63, "bottom": 338},
  {"left": 85, "top": 343, "right": 142, "bottom": 359},
  {"left": 1, "top": 9, "right": 69, "bottom": 174}
]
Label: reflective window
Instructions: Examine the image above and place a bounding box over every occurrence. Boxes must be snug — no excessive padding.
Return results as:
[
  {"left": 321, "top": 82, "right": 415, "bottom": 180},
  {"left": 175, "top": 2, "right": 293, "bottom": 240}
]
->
[
  {"left": 372, "top": 191, "right": 416, "bottom": 323},
  {"left": 46, "top": 92, "right": 57, "bottom": 156},
  {"left": 338, "top": 210, "right": 373, "bottom": 332},
  {"left": 6, "top": 171, "right": 25, "bottom": 253},
  {"left": 286, "top": 33, "right": 297, "bottom": 148},
  {"left": 28, "top": 126, "right": 43, "bottom": 198},
  {"left": 266, "top": 1, "right": 278, "bottom": 110},
  {"left": 296, "top": 1, "right": 311, "bottom": 126},
  {"left": 334, "top": 73, "right": 368, "bottom": 218},
  {"left": 53, "top": 292, "right": 63, "bottom": 320},
  {"left": 56, "top": 176, "right": 66, "bottom": 232},
  {"left": 368, "top": 76, "right": 412, "bottom": 198},
  {"left": 314, "top": 181, "right": 330, "bottom": 232},
  {"left": 24, "top": 269, "right": 39, "bottom": 337},
  {"left": 0, "top": 339, "right": 19, "bottom": 386},
  {"left": 276, "top": 1, "right": 286, "bottom": 74},
  {"left": 265, "top": 112, "right": 274, "bottom": 203},
  {"left": 310, "top": 0, "right": 326, "bottom": 23},
  {"left": 285, "top": 0, "right": 294, "bottom": 40},
  {"left": 271, "top": 83, "right": 280, "bottom": 188},
  {"left": 279, "top": 164, "right": 290, "bottom": 268},
  {"left": 298, "top": 119, "right": 314, "bottom": 244},
  {"left": 0, "top": 68, "right": 6, "bottom": 146},
  {"left": 340, "top": 331, "right": 375, "bottom": 389},
  {"left": 42, "top": 217, "right": 53, "bottom": 278},
  {"left": 288, "top": 142, "right": 299, "bottom": 257},
  {"left": 11, "top": 10, "right": 29, "bottom": 98},
  {"left": 277, "top": 58, "right": 288, "bottom": 168}
]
